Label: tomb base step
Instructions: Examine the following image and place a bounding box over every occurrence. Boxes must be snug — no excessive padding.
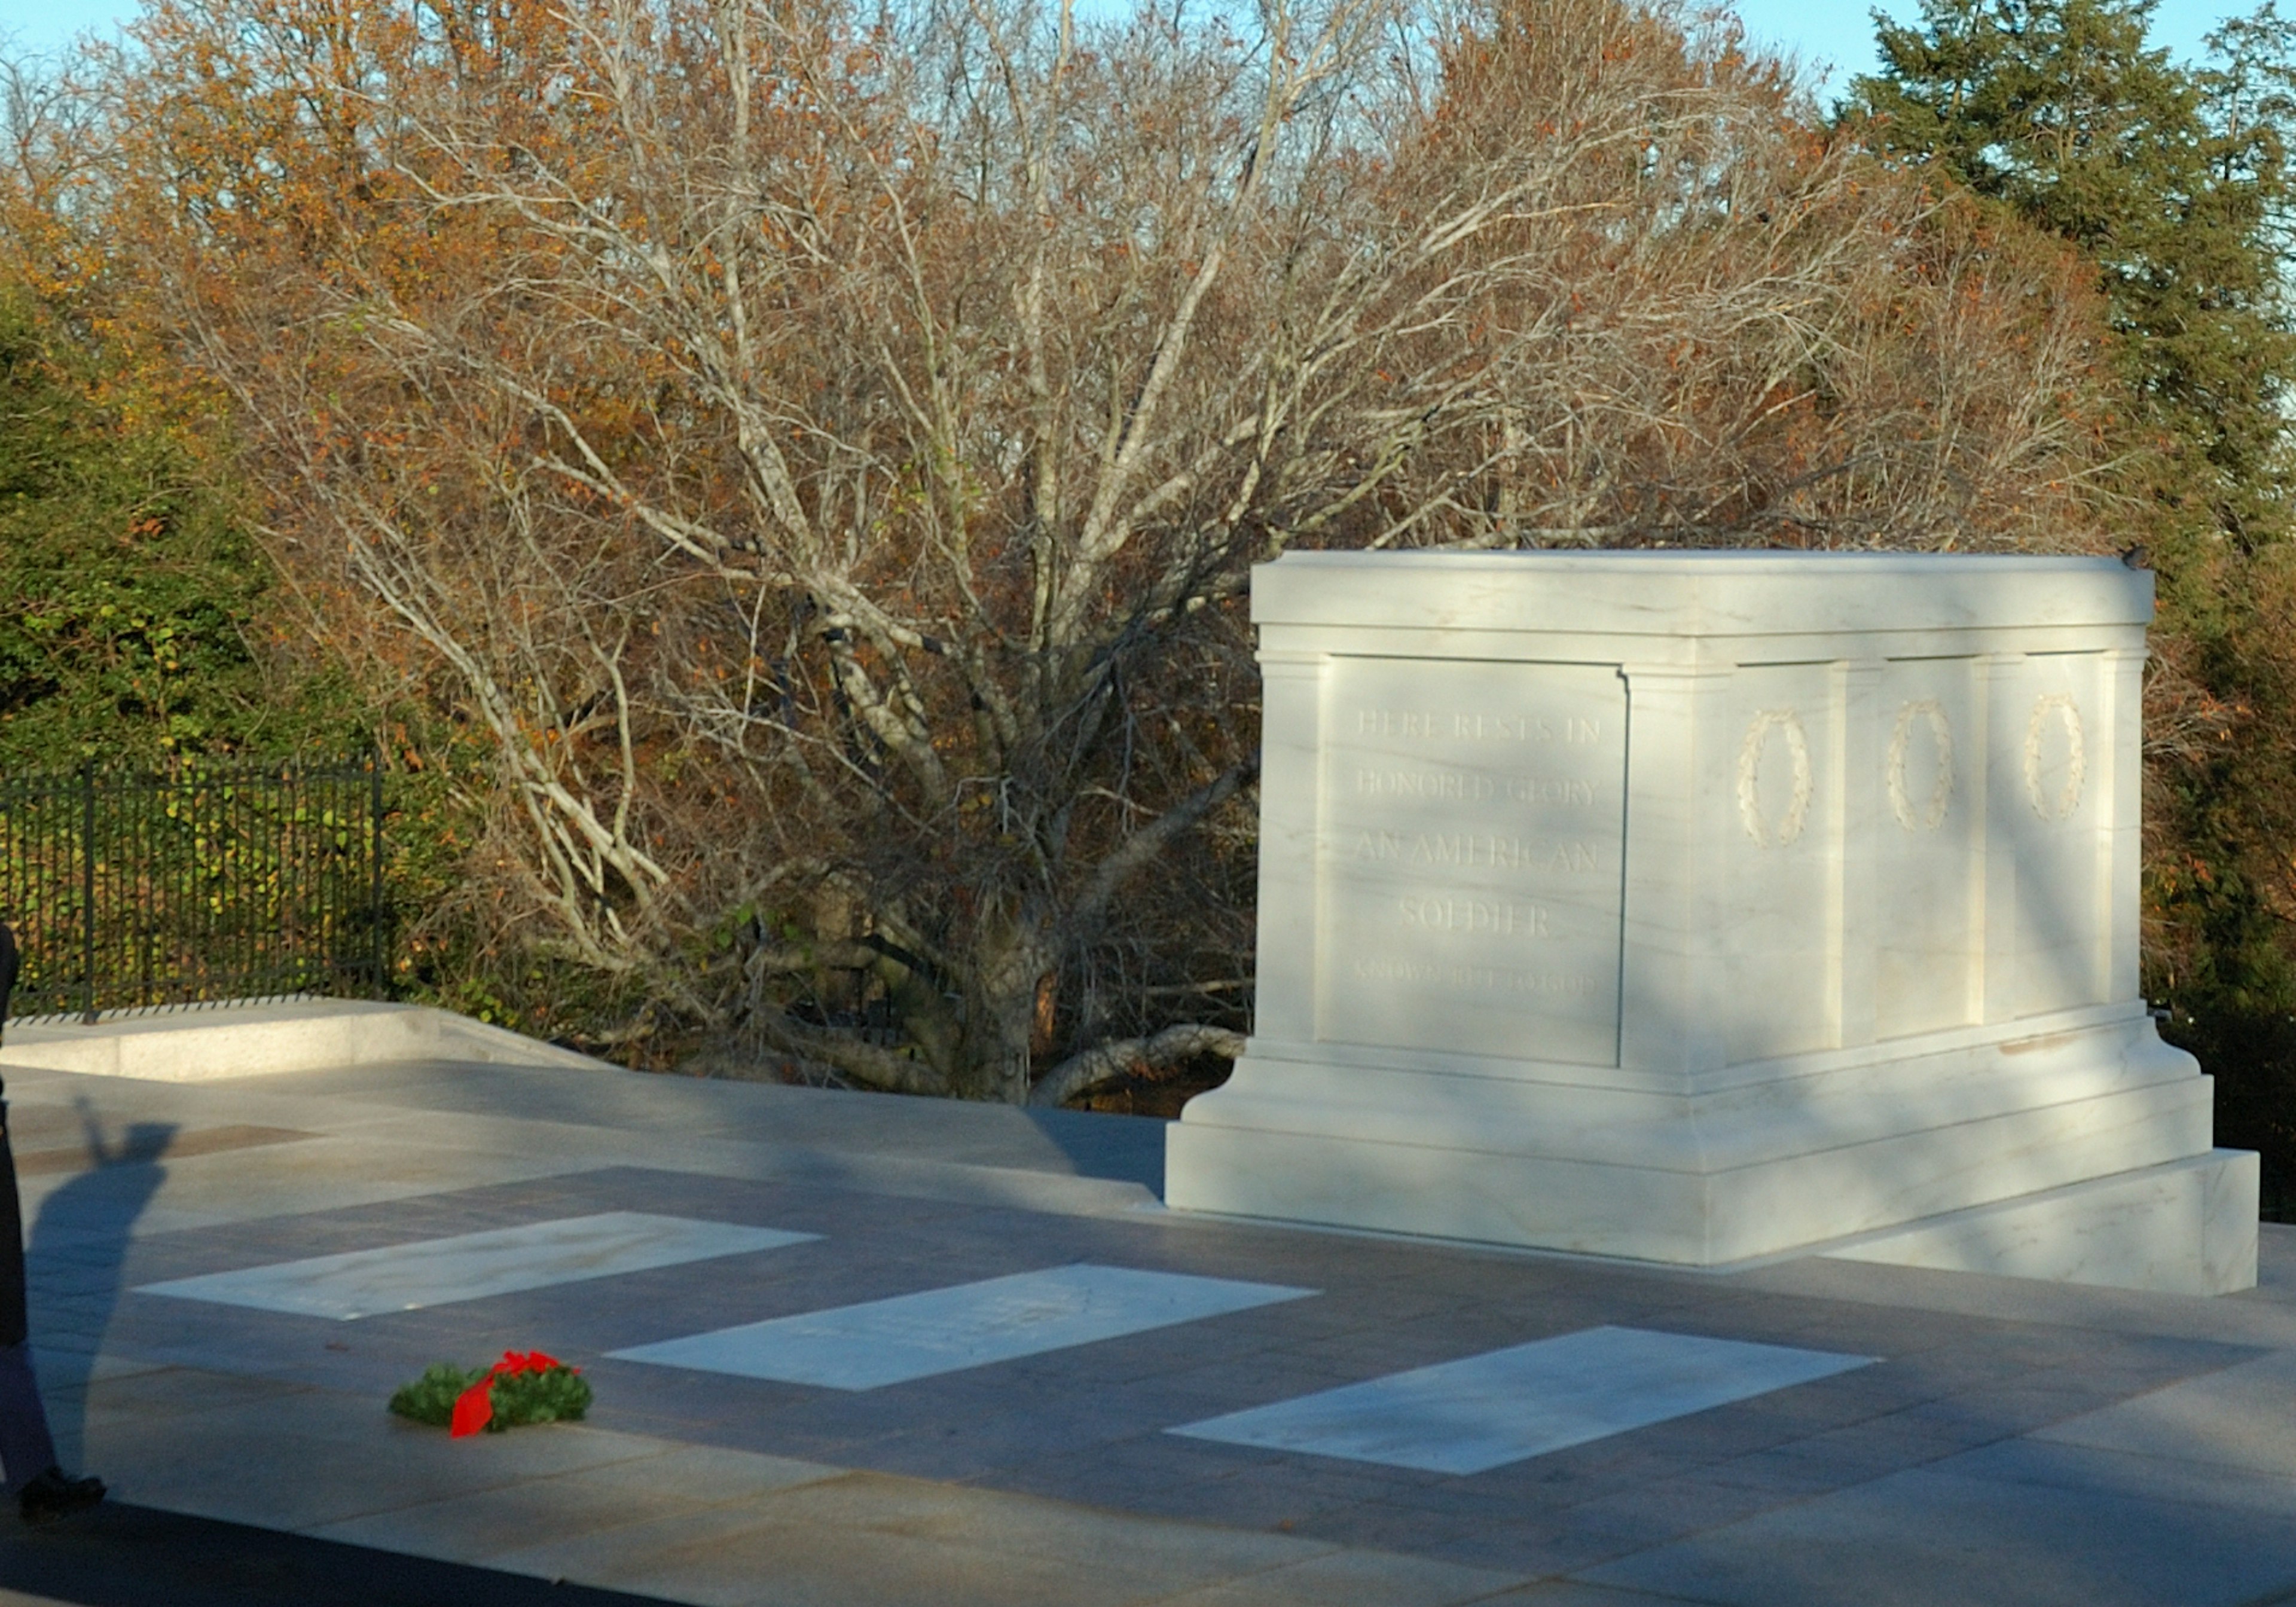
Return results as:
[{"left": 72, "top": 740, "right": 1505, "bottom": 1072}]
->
[
  {"left": 1816, "top": 1147, "right": 2258, "bottom": 1296},
  {"left": 1167, "top": 1019, "right": 2219, "bottom": 1269},
  {"left": 1165, "top": 1123, "right": 2257, "bottom": 1295}
]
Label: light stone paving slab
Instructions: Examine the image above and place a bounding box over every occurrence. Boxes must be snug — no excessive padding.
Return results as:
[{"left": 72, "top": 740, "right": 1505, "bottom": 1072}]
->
[
  {"left": 28, "top": 1349, "right": 166, "bottom": 1390},
  {"left": 88, "top": 1409, "right": 677, "bottom": 1532},
  {"left": 307, "top": 1444, "right": 845, "bottom": 1562},
  {"left": 712, "top": 1469, "right": 1332, "bottom": 1575},
  {"left": 1928, "top": 1435, "right": 2296, "bottom": 1519},
  {"left": 2031, "top": 1347, "right": 2296, "bottom": 1478},
  {"left": 68, "top": 1365, "right": 317, "bottom": 1429},
  {"left": 1477, "top": 1588, "right": 1718, "bottom": 1606},
  {"left": 368, "top": 1106, "right": 1166, "bottom": 1218},
  {"left": 482, "top": 1471, "right": 1453, "bottom": 1607},
  {"left": 1171, "top": 1326, "right": 1874, "bottom": 1474},
  {"left": 132, "top": 1212, "right": 816, "bottom": 1319},
  {"left": 18, "top": 1132, "right": 619, "bottom": 1241},
  {"left": 1144, "top": 1548, "right": 1531, "bottom": 1607},
  {"left": 1577, "top": 1449, "right": 2296, "bottom": 1607},
  {"left": 608, "top": 1263, "right": 1315, "bottom": 1389},
  {"left": 489, "top": 1502, "right": 1158, "bottom": 1607}
]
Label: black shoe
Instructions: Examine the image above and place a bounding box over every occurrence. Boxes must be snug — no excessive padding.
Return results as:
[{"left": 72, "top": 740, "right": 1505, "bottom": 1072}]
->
[{"left": 19, "top": 1466, "right": 103, "bottom": 1524}]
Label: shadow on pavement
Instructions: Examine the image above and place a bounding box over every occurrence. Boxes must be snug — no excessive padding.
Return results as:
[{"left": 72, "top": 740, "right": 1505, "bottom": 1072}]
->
[
  {"left": 0, "top": 1502, "right": 668, "bottom": 1607},
  {"left": 1022, "top": 1107, "right": 1166, "bottom": 1194},
  {"left": 27, "top": 1104, "right": 175, "bottom": 1464}
]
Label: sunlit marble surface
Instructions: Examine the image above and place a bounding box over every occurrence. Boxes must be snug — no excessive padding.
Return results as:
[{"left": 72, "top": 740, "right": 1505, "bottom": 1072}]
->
[
  {"left": 135, "top": 1211, "right": 816, "bottom": 1320},
  {"left": 608, "top": 1263, "right": 1314, "bottom": 1389},
  {"left": 1170, "top": 553, "right": 2252, "bottom": 1296},
  {"left": 1171, "top": 1324, "right": 1873, "bottom": 1474}
]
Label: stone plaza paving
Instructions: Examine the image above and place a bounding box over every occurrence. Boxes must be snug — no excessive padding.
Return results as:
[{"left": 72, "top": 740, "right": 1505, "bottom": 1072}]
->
[{"left": 4, "top": 1043, "right": 2296, "bottom": 1606}]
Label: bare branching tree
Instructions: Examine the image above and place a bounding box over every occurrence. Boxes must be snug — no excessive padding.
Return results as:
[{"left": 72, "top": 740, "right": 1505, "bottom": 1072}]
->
[{"left": 86, "top": 0, "right": 2112, "bottom": 1099}]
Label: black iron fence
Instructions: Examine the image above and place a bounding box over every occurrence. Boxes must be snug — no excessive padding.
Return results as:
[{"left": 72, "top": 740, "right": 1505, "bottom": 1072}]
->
[{"left": 0, "top": 756, "right": 387, "bottom": 1022}]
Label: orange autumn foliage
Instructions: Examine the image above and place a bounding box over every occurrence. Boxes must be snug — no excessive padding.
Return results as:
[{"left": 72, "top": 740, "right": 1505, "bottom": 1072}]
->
[{"left": 17, "top": 0, "right": 2122, "bottom": 1098}]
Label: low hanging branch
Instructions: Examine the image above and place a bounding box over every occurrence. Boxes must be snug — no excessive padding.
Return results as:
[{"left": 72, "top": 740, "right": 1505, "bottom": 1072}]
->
[{"left": 1028, "top": 1024, "right": 1247, "bottom": 1107}]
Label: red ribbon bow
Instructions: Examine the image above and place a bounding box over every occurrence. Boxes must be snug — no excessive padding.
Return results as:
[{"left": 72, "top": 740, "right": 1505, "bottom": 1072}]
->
[{"left": 450, "top": 1349, "right": 572, "bottom": 1437}]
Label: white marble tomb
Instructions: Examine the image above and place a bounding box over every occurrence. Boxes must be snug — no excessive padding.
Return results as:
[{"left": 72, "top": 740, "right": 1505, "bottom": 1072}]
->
[{"left": 1164, "top": 552, "right": 2260, "bottom": 1294}]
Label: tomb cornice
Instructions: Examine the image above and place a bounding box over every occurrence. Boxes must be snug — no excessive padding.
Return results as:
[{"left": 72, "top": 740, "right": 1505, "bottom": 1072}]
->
[{"left": 1252, "top": 551, "right": 2152, "bottom": 641}]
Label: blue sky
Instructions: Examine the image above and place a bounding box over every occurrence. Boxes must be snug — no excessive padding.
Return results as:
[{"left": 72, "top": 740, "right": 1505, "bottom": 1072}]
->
[
  {"left": 0, "top": 0, "right": 2255, "bottom": 81},
  {"left": 1733, "top": 0, "right": 2247, "bottom": 94}
]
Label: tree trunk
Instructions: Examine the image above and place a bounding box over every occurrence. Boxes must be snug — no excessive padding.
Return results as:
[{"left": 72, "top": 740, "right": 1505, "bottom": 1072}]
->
[{"left": 960, "top": 914, "right": 1057, "bottom": 1103}]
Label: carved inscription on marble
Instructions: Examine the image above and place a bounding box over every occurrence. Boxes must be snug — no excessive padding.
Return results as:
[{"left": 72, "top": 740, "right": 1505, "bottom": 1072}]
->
[{"left": 1316, "top": 658, "right": 1626, "bottom": 1066}]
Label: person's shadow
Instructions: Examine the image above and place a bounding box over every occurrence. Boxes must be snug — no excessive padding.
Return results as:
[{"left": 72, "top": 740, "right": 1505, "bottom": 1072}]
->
[{"left": 25, "top": 1101, "right": 174, "bottom": 1470}]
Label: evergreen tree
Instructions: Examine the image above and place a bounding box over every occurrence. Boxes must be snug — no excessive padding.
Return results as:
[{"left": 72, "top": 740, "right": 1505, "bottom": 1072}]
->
[
  {"left": 1849, "top": 0, "right": 2293, "bottom": 548},
  {"left": 1850, "top": 1, "right": 2296, "bottom": 1204}
]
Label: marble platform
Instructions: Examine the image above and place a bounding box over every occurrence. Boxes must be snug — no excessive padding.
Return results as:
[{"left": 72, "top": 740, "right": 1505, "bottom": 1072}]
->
[{"left": 8, "top": 1035, "right": 2296, "bottom": 1607}]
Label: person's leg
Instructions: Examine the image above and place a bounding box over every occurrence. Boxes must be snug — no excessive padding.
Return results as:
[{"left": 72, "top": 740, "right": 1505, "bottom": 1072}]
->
[
  {"left": 0, "top": 1341, "right": 54, "bottom": 1489},
  {"left": 0, "top": 1098, "right": 48, "bottom": 1490}
]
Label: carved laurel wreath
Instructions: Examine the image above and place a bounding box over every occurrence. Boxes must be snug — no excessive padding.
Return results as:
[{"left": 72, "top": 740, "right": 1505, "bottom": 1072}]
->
[
  {"left": 2022, "top": 693, "right": 2086, "bottom": 822},
  {"left": 1886, "top": 698, "right": 1953, "bottom": 833},
  {"left": 1736, "top": 708, "right": 1812, "bottom": 848}
]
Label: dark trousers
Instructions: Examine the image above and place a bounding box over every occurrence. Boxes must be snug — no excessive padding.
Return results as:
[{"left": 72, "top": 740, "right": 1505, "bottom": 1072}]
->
[{"left": 0, "top": 1107, "right": 55, "bottom": 1487}]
